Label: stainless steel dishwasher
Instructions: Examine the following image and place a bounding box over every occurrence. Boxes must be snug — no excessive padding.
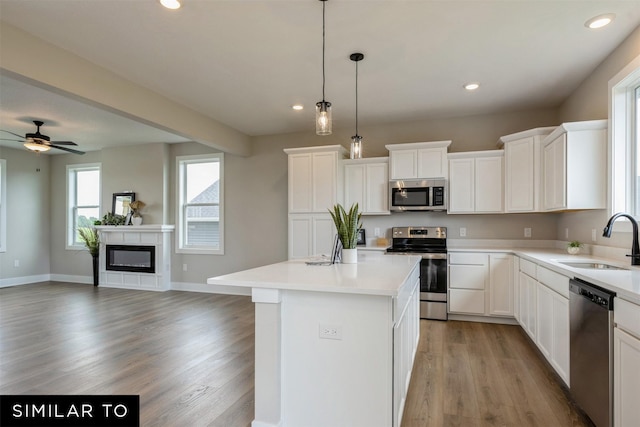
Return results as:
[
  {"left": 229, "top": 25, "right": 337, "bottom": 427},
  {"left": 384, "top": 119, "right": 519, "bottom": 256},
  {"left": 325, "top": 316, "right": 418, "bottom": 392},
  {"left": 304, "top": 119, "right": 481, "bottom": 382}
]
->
[{"left": 569, "top": 278, "right": 616, "bottom": 427}]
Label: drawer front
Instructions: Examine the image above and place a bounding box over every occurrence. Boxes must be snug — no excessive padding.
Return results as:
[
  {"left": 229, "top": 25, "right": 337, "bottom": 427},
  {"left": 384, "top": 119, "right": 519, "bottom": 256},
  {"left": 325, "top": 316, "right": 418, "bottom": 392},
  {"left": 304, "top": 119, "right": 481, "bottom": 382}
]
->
[
  {"left": 449, "top": 265, "right": 486, "bottom": 290},
  {"left": 520, "top": 258, "right": 537, "bottom": 278},
  {"left": 449, "top": 252, "right": 488, "bottom": 265},
  {"left": 537, "top": 266, "right": 569, "bottom": 298},
  {"left": 615, "top": 298, "right": 640, "bottom": 339},
  {"left": 449, "top": 289, "right": 485, "bottom": 314}
]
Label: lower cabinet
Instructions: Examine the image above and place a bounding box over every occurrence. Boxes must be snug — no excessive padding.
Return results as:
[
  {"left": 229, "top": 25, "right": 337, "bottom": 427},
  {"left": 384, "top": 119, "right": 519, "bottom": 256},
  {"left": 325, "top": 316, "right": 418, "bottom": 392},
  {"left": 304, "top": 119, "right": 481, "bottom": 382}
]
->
[
  {"left": 449, "top": 252, "right": 513, "bottom": 317},
  {"left": 288, "top": 214, "right": 335, "bottom": 259},
  {"left": 614, "top": 298, "right": 640, "bottom": 427},
  {"left": 518, "top": 258, "right": 569, "bottom": 386}
]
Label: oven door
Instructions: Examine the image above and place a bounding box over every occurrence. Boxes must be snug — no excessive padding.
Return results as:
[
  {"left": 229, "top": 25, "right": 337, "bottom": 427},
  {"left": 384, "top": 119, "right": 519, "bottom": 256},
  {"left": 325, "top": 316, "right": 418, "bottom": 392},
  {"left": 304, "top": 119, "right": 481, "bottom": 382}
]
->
[{"left": 420, "top": 253, "right": 447, "bottom": 302}]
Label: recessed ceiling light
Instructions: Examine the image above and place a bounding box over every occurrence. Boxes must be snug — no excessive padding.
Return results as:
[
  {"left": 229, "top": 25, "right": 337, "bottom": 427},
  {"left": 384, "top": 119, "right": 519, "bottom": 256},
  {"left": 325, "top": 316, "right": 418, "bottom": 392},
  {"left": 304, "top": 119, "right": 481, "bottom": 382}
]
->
[
  {"left": 464, "top": 82, "right": 480, "bottom": 91},
  {"left": 160, "top": 0, "right": 181, "bottom": 10},
  {"left": 585, "top": 13, "right": 615, "bottom": 29},
  {"left": 292, "top": 104, "right": 304, "bottom": 111}
]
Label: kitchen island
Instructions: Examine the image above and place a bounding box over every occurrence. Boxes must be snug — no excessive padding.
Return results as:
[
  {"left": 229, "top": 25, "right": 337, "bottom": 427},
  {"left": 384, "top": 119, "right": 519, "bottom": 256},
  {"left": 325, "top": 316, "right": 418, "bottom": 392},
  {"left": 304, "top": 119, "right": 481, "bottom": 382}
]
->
[{"left": 207, "top": 252, "right": 421, "bottom": 427}]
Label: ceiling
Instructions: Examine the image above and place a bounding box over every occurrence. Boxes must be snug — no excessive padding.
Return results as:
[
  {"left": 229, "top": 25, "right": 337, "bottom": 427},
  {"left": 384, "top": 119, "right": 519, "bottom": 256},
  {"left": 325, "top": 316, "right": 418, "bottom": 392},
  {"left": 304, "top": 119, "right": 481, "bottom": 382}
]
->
[{"left": 1, "top": 0, "right": 640, "bottom": 154}]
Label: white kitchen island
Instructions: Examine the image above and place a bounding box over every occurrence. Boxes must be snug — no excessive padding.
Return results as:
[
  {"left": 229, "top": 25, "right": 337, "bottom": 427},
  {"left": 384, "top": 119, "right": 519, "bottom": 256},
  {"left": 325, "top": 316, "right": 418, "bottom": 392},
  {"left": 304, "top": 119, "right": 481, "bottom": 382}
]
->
[{"left": 207, "top": 252, "right": 421, "bottom": 427}]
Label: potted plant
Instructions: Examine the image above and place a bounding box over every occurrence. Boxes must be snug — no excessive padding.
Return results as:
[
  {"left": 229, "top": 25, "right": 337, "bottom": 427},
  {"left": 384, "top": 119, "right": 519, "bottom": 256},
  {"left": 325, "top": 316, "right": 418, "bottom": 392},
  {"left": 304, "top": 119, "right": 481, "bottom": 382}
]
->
[
  {"left": 328, "top": 203, "right": 362, "bottom": 264},
  {"left": 129, "top": 200, "right": 146, "bottom": 225},
  {"left": 78, "top": 227, "right": 100, "bottom": 286},
  {"left": 567, "top": 240, "right": 583, "bottom": 255}
]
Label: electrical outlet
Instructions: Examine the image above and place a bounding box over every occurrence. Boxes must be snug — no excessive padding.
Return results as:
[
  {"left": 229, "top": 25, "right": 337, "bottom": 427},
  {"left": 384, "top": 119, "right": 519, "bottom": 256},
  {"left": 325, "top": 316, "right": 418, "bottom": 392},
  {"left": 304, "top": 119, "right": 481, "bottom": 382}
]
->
[
  {"left": 374, "top": 227, "right": 380, "bottom": 237},
  {"left": 565, "top": 228, "right": 569, "bottom": 239},
  {"left": 524, "top": 228, "right": 532, "bottom": 238},
  {"left": 183, "top": 263, "right": 188, "bottom": 272},
  {"left": 319, "top": 324, "right": 342, "bottom": 340},
  {"left": 459, "top": 227, "right": 467, "bottom": 237},
  {"left": 592, "top": 229, "right": 597, "bottom": 242},
  {"left": 13, "top": 260, "right": 19, "bottom": 268}
]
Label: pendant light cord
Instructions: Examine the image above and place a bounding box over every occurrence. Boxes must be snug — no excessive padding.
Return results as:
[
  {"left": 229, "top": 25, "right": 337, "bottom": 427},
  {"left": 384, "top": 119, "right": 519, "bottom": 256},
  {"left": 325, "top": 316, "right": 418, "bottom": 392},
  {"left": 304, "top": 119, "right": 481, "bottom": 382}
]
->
[
  {"left": 355, "top": 59, "right": 359, "bottom": 135},
  {"left": 322, "top": 0, "right": 326, "bottom": 101}
]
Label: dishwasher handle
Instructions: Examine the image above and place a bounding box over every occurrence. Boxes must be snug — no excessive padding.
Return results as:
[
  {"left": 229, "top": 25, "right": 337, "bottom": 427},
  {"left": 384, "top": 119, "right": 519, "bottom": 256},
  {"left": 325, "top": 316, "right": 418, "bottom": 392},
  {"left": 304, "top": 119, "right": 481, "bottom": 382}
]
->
[{"left": 569, "top": 278, "right": 616, "bottom": 310}]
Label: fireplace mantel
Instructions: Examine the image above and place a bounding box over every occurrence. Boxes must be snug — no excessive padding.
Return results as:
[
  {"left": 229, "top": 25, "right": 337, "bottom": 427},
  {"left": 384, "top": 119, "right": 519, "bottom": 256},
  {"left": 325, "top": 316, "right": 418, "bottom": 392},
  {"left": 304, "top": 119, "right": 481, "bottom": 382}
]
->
[{"left": 97, "top": 225, "right": 174, "bottom": 291}]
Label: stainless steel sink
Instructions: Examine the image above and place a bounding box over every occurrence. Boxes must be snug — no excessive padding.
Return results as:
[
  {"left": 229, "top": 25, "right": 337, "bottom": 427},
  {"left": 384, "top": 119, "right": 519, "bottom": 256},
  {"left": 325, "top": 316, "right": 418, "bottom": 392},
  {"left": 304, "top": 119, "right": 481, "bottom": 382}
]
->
[{"left": 558, "top": 261, "right": 628, "bottom": 270}]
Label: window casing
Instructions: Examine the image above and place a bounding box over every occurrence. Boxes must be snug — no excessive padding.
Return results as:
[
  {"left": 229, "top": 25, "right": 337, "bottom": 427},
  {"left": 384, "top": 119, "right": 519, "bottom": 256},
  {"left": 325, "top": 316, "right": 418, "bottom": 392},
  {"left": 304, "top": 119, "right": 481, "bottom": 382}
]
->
[
  {"left": 610, "top": 54, "right": 640, "bottom": 229},
  {"left": 0, "top": 159, "right": 6, "bottom": 252},
  {"left": 67, "top": 163, "right": 101, "bottom": 249},
  {"left": 177, "top": 154, "right": 224, "bottom": 254}
]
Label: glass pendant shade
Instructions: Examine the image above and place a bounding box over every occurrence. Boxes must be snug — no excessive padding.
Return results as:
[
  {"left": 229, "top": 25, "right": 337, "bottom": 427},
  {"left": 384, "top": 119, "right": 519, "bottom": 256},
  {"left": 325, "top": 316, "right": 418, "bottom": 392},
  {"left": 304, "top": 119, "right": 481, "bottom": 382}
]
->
[
  {"left": 316, "top": 101, "right": 332, "bottom": 135},
  {"left": 350, "top": 135, "right": 362, "bottom": 159}
]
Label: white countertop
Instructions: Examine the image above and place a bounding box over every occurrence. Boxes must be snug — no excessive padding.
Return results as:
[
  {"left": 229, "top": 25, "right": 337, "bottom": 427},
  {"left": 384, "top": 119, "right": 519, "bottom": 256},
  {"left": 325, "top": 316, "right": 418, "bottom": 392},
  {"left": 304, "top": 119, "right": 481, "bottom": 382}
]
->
[
  {"left": 450, "top": 247, "right": 640, "bottom": 305},
  {"left": 207, "top": 252, "right": 421, "bottom": 297}
]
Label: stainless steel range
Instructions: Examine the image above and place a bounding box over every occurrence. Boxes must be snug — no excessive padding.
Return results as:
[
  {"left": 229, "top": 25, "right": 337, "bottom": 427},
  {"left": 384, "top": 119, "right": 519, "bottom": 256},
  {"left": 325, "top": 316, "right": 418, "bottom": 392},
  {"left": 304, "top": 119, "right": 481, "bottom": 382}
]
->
[{"left": 387, "top": 226, "right": 447, "bottom": 320}]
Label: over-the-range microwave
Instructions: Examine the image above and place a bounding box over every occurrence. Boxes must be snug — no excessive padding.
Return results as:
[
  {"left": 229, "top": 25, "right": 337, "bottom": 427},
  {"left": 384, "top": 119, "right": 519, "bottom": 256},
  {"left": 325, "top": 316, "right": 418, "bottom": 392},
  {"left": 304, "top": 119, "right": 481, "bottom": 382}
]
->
[{"left": 389, "top": 179, "right": 447, "bottom": 212}]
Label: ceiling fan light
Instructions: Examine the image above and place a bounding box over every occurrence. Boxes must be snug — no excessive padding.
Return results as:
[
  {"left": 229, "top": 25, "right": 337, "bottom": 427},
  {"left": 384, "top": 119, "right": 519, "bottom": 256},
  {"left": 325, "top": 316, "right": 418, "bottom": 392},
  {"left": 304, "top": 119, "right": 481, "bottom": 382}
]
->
[
  {"left": 316, "top": 101, "right": 332, "bottom": 135},
  {"left": 24, "top": 141, "right": 51, "bottom": 152}
]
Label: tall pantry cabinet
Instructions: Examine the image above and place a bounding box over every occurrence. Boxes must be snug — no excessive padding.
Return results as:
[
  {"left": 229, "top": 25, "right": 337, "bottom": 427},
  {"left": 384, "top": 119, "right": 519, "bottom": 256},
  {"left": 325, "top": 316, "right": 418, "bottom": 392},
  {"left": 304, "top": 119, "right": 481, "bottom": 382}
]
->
[{"left": 284, "top": 145, "right": 347, "bottom": 259}]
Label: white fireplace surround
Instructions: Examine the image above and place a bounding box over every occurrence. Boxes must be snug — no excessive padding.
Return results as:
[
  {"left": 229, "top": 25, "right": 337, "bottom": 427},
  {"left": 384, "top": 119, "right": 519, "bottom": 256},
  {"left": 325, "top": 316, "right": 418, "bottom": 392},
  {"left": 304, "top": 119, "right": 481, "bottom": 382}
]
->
[{"left": 96, "top": 225, "right": 174, "bottom": 291}]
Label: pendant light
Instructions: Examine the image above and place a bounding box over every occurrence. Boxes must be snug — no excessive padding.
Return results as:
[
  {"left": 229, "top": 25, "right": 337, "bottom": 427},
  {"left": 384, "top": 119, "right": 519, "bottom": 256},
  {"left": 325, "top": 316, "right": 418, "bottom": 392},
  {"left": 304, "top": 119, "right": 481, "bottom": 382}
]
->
[
  {"left": 350, "top": 52, "right": 364, "bottom": 159},
  {"left": 316, "top": 0, "right": 332, "bottom": 135}
]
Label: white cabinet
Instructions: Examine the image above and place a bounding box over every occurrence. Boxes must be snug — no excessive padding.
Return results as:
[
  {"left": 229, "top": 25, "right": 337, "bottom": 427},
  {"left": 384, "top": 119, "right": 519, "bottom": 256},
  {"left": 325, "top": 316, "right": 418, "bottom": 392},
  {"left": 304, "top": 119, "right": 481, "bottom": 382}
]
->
[
  {"left": 542, "top": 120, "right": 607, "bottom": 211},
  {"left": 448, "top": 150, "right": 504, "bottom": 214},
  {"left": 488, "top": 253, "right": 513, "bottom": 317},
  {"left": 285, "top": 145, "right": 346, "bottom": 213},
  {"left": 343, "top": 157, "right": 389, "bottom": 215},
  {"left": 499, "top": 127, "right": 555, "bottom": 213},
  {"left": 288, "top": 214, "right": 335, "bottom": 259},
  {"left": 518, "top": 271, "right": 537, "bottom": 340},
  {"left": 285, "top": 146, "right": 346, "bottom": 259},
  {"left": 449, "top": 252, "right": 488, "bottom": 315},
  {"left": 614, "top": 298, "right": 640, "bottom": 427},
  {"left": 385, "top": 141, "right": 451, "bottom": 180}
]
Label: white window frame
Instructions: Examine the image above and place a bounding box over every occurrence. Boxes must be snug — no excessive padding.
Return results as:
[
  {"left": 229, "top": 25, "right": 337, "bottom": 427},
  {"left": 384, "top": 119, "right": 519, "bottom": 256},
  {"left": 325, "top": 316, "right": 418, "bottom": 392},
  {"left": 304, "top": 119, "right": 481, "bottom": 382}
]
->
[
  {"left": 66, "top": 163, "right": 101, "bottom": 250},
  {"left": 0, "top": 159, "right": 6, "bottom": 252},
  {"left": 609, "top": 54, "right": 640, "bottom": 233},
  {"left": 176, "top": 153, "right": 224, "bottom": 255}
]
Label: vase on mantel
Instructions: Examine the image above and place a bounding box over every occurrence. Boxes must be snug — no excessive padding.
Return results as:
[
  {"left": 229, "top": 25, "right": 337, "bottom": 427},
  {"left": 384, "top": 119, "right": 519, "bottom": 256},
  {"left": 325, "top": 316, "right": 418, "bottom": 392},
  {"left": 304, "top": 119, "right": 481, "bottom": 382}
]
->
[
  {"left": 131, "top": 215, "right": 143, "bottom": 226},
  {"left": 342, "top": 248, "right": 358, "bottom": 264}
]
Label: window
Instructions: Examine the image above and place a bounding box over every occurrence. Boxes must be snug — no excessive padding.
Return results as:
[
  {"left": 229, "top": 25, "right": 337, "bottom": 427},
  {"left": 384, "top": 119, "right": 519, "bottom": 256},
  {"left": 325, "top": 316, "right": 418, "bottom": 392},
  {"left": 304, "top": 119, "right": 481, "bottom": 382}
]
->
[
  {"left": 177, "top": 153, "right": 224, "bottom": 254},
  {"left": 67, "top": 163, "right": 101, "bottom": 248},
  {"left": 0, "top": 159, "right": 6, "bottom": 252},
  {"left": 610, "top": 54, "right": 640, "bottom": 224}
]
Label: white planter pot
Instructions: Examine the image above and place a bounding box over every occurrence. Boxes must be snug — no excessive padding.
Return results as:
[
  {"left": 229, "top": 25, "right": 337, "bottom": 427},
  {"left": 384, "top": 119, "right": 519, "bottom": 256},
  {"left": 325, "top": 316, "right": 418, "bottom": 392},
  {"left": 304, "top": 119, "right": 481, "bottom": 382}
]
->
[
  {"left": 567, "top": 246, "right": 580, "bottom": 255},
  {"left": 342, "top": 248, "right": 358, "bottom": 264},
  {"left": 131, "top": 216, "right": 143, "bottom": 226}
]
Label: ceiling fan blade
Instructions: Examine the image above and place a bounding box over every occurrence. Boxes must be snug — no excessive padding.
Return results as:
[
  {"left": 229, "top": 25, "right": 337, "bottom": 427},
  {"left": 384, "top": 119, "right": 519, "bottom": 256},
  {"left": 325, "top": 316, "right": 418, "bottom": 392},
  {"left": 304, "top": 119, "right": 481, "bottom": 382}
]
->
[
  {"left": 1, "top": 129, "right": 25, "bottom": 139},
  {"left": 0, "top": 137, "right": 22, "bottom": 142},
  {"left": 49, "top": 144, "right": 85, "bottom": 155},
  {"left": 49, "top": 140, "right": 78, "bottom": 146}
]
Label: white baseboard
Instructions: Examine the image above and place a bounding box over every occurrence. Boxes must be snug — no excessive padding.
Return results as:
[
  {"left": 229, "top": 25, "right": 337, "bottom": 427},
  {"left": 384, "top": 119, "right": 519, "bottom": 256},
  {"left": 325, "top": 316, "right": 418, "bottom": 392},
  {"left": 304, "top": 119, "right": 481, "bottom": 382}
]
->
[
  {"left": 171, "top": 281, "right": 252, "bottom": 296},
  {"left": 0, "top": 274, "right": 51, "bottom": 288}
]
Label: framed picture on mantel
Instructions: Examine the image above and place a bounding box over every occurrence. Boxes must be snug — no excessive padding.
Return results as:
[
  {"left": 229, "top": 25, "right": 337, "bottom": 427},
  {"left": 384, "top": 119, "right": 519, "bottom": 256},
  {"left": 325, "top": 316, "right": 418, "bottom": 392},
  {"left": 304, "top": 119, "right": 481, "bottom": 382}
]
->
[{"left": 112, "top": 192, "right": 135, "bottom": 217}]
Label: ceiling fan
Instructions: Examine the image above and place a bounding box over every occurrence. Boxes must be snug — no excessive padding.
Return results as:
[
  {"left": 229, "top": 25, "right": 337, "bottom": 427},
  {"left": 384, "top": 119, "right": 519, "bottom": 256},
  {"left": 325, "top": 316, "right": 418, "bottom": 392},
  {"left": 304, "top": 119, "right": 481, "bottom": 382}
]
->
[{"left": 0, "top": 120, "right": 85, "bottom": 155}]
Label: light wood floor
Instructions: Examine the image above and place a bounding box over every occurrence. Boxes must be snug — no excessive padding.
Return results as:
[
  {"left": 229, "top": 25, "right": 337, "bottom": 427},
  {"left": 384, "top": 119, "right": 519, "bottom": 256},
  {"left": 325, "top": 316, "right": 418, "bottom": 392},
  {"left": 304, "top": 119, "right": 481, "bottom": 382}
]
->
[{"left": 1, "top": 283, "right": 592, "bottom": 426}]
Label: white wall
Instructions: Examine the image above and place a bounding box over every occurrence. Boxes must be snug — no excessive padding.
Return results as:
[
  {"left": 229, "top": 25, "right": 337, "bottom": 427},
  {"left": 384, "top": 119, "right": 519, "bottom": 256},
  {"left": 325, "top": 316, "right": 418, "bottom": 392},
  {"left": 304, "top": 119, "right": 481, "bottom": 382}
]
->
[{"left": 0, "top": 146, "right": 51, "bottom": 284}]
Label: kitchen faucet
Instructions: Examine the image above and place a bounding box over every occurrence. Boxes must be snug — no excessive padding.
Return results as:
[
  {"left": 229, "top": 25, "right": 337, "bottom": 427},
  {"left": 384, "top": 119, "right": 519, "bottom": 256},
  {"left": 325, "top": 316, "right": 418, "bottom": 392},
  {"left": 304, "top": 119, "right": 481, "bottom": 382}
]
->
[{"left": 602, "top": 212, "right": 640, "bottom": 266}]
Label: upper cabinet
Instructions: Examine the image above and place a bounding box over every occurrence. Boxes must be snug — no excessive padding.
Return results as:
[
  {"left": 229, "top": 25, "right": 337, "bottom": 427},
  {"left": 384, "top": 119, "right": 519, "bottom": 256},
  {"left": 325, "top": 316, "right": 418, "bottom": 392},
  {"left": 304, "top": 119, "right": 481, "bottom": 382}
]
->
[
  {"left": 448, "top": 150, "right": 504, "bottom": 214},
  {"left": 499, "top": 127, "right": 556, "bottom": 213},
  {"left": 343, "top": 157, "right": 390, "bottom": 215},
  {"left": 542, "top": 120, "right": 607, "bottom": 211},
  {"left": 284, "top": 145, "right": 347, "bottom": 213},
  {"left": 385, "top": 141, "right": 451, "bottom": 180}
]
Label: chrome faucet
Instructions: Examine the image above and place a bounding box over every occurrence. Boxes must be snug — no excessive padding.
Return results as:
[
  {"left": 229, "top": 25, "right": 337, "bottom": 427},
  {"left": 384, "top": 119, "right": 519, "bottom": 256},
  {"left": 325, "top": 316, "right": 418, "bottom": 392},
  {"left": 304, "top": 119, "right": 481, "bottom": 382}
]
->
[{"left": 603, "top": 212, "right": 640, "bottom": 266}]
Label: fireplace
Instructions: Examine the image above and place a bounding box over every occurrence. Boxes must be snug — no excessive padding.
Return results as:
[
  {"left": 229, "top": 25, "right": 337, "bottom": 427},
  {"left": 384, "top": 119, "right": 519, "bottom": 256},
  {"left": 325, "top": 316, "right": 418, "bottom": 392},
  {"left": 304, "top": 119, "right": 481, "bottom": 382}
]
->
[{"left": 106, "top": 244, "right": 156, "bottom": 274}]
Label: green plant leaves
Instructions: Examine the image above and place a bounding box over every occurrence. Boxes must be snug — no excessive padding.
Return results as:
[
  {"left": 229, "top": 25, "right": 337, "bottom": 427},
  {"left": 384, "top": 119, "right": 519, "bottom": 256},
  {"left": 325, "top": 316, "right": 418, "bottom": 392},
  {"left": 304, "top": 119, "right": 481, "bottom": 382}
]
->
[{"left": 328, "top": 203, "right": 362, "bottom": 249}]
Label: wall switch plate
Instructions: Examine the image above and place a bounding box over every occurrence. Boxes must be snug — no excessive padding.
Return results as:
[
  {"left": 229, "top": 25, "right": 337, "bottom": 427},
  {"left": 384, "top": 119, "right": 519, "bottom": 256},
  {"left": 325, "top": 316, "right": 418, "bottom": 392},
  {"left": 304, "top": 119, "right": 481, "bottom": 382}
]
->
[
  {"left": 592, "top": 229, "right": 597, "bottom": 242},
  {"left": 374, "top": 227, "right": 380, "bottom": 237},
  {"left": 13, "top": 260, "right": 19, "bottom": 268},
  {"left": 524, "top": 228, "right": 532, "bottom": 238},
  {"left": 319, "top": 324, "right": 342, "bottom": 340},
  {"left": 182, "top": 263, "right": 188, "bottom": 272},
  {"left": 459, "top": 227, "right": 467, "bottom": 237}
]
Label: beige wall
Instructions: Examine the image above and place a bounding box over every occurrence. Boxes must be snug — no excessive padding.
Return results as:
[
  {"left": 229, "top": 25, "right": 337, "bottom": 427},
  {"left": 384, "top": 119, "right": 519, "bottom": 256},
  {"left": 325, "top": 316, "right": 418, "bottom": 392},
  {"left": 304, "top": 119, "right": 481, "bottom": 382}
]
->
[
  {"left": 0, "top": 146, "right": 51, "bottom": 281},
  {"left": 557, "top": 25, "right": 640, "bottom": 250}
]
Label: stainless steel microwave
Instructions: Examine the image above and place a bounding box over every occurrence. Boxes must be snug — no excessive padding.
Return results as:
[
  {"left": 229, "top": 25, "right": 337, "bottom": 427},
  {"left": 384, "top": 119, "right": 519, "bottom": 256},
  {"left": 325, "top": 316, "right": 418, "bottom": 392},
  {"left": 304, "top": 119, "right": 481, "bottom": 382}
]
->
[{"left": 389, "top": 179, "right": 447, "bottom": 212}]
